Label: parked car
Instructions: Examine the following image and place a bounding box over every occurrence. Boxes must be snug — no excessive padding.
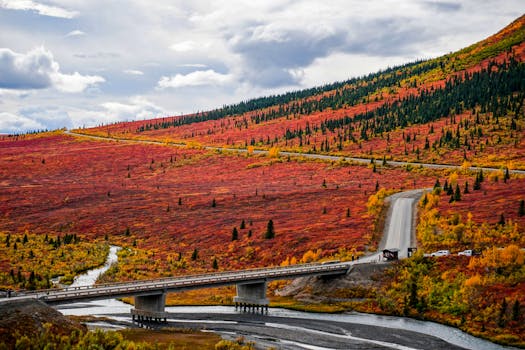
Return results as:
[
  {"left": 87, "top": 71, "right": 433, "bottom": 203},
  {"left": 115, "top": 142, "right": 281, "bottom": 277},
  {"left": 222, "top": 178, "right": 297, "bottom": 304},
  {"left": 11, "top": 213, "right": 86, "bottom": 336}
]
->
[
  {"left": 458, "top": 249, "right": 473, "bottom": 256},
  {"left": 430, "top": 250, "right": 450, "bottom": 257}
]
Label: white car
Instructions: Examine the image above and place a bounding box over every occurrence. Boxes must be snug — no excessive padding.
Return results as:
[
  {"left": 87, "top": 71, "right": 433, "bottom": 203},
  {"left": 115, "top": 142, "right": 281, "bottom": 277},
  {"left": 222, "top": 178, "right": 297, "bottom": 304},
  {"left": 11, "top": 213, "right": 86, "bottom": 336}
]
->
[
  {"left": 458, "top": 249, "right": 473, "bottom": 256},
  {"left": 430, "top": 250, "right": 450, "bottom": 257}
]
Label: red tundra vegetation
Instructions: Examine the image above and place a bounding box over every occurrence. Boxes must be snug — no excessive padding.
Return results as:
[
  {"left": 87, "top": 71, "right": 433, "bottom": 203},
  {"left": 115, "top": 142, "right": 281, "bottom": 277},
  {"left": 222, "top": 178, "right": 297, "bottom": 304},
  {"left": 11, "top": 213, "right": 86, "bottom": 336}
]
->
[{"left": 0, "top": 132, "right": 436, "bottom": 284}]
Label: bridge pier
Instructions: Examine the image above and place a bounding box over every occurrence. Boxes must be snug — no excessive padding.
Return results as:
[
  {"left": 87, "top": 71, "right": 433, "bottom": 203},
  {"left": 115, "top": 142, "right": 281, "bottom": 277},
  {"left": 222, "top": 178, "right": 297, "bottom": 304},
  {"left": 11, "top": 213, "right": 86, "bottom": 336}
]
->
[
  {"left": 233, "top": 281, "right": 269, "bottom": 314},
  {"left": 131, "top": 293, "right": 168, "bottom": 323}
]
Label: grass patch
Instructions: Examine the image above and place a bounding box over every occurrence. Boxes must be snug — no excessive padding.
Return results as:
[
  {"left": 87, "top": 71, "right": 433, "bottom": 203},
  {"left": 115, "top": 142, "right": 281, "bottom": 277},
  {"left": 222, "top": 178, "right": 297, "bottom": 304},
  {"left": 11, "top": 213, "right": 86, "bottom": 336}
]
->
[{"left": 119, "top": 328, "right": 221, "bottom": 350}]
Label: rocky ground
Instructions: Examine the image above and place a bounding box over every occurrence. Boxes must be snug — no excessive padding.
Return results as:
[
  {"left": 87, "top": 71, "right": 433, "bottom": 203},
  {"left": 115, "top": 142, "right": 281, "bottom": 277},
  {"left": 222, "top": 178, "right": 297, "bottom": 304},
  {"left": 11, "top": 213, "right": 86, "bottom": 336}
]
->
[{"left": 0, "top": 299, "right": 86, "bottom": 348}]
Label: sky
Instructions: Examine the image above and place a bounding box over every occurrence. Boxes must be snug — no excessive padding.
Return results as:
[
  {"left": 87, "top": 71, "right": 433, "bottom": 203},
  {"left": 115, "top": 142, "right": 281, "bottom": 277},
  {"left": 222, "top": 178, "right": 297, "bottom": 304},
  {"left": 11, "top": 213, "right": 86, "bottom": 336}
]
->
[{"left": 0, "top": 1, "right": 523, "bottom": 134}]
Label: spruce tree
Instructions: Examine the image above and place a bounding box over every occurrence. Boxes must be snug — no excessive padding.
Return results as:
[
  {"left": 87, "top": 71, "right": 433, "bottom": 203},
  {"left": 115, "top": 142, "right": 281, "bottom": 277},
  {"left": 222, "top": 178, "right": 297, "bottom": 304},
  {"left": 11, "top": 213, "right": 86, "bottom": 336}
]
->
[
  {"left": 265, "top": 220, "right": 275, "bottom": 239},
  {"left": 454, "top": 184, "right": 461, "bottom": 201},
  {"left": 191, "top": 248, "right": 198, "bottom": 261},
  {"left": 504, "top": 168, "right": 510, "bottom": 183},
  {"left": 473, "top": 173, "right": 481, "bottom": 190},
  {"left": 519, "top": 200, "right": 525, "bottom": 217},
  {"left": 232, "top": 227, "right": 238, "bottom": 241},
  {"left": 512, "top": 300, "right": 520, "bottom": 322}
]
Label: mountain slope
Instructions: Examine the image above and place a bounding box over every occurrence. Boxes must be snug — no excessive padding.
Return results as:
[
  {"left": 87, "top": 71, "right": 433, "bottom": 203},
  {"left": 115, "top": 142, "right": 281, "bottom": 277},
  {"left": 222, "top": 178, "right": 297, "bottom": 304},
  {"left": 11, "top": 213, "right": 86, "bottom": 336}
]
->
[{"left": 78, "top": 15, "right": 525, "bottom": 169}]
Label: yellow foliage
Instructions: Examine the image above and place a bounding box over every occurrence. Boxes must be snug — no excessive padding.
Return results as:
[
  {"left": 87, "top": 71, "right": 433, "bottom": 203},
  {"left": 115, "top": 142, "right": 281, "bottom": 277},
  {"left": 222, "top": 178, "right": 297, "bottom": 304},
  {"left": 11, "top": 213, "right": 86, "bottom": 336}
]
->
[
  {"left": 468, "top": 245, "right": 525, "bottom": 270},
  {"left": 185, "top": 141, "right": 203, "bottom": 149},
  {"left": 268, "top": 147, "right": 280, "bottom": 158},
  {"left": 464, "top": 274, "right": 482, "bottom": 288},
  {"left": 300, "top": 249, "right": 322, "bottom": 263},
  {"left": 461, "top": 161, "right": 471, "bottom": 171},
  {"left": 246, "top": 146, "right": 254, "bottom": 156},
  {"left": 366, "top": 188, "right": 393, "bottom": 216},
  {"left": 488, "top": 170, "right": 504, "bottom": 182},
  {"left": 448, "top": 172, "right": 458, "bottom": 187}
]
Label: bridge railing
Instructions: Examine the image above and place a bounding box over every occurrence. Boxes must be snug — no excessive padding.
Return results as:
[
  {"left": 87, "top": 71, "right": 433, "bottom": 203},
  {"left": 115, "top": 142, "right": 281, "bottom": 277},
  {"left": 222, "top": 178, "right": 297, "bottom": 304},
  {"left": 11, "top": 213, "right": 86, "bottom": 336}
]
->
[{"left": 19, "top": 261, "right": 353, "bottom": 298}]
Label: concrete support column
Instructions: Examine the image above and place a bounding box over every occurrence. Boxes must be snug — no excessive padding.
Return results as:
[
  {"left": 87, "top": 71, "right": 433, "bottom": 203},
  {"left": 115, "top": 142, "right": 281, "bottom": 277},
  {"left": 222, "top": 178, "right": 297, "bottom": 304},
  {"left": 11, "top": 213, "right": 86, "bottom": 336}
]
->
[
  {"left": 135, "top": 293, "right": 166, "bottom": 313},
  {"left": 233, "top": 281, "right": 269, "bottom": 314},
  {"left": 132, "top": 293, "right": 168, "bottom": 323}
]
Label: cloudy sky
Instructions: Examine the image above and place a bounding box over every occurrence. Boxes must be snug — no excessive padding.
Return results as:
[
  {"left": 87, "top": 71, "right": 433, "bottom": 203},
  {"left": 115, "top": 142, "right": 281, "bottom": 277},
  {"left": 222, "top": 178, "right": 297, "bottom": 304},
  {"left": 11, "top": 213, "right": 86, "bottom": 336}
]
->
[{"left": 0, "top": 1, "right": 523, "bottom": 133}]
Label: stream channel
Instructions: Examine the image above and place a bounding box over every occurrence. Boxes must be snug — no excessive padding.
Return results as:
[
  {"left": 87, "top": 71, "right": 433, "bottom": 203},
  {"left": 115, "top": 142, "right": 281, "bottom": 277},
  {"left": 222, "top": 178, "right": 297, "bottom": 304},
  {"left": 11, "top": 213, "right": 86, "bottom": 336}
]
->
[{"left": 56, "top": 246, "right": 518, "bottom": 350}]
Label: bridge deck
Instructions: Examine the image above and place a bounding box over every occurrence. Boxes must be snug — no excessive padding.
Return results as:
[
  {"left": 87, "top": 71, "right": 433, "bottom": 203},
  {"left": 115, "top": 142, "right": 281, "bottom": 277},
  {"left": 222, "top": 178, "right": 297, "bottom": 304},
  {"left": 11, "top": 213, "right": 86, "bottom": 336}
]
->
[{"left": 20, "top": 262, "right": 354, "bottom": 305}]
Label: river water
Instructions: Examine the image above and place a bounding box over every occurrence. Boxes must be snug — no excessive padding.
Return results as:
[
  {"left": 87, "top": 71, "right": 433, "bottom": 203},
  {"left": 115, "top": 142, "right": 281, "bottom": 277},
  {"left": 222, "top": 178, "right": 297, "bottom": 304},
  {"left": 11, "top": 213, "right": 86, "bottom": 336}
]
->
[{"left": 55, "top": 246, "right": 518, "bottom": 350}]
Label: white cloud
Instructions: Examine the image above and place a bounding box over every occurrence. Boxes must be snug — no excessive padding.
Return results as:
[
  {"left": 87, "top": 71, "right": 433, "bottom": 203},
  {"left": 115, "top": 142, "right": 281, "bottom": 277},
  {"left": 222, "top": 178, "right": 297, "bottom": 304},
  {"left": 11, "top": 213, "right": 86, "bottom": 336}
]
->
[
  {"left": 66, "top": 30, "right": 85, "bottom": 37},
  {"left": 170, "top": 40, "right": 198, "bottom": 53},
  {"left": 178, "top": 63, "right": 207, "bottom": 68},
  {"left": 157, "top": 69, "right": 233, "bottom": 89},
  {"left": 123, "top": 69, "right": 144, "bottom": 76},
  {"left": 0, "top": 46, "right": 104, "bottom": 93},
  {"left": 0, "top": 0, "right": 78, "bottom": 19},
  {"left": 100, "top": 96, "right": 166, "bottom": 121},
  {"left": 52, "top": 71, "right": 105, "bottom": 93},
  {"left": 0, "top": 112, "right": 45, "bottom": 133}
]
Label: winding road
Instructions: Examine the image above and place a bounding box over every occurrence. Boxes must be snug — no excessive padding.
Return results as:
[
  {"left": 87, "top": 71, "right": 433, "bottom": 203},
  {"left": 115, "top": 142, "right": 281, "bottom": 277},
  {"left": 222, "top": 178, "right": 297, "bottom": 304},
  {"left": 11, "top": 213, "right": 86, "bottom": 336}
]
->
[{"left": 65, "top": 130, "right": 525, "bottom": 175}]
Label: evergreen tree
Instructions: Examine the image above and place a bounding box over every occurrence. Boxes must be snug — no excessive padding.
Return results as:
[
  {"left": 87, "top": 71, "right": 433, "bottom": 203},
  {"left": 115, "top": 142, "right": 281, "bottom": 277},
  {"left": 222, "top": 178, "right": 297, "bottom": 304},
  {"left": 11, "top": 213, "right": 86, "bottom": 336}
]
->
[
  {"left": 178, "top": 197, "right": 182, "bottom": 205},
  {"left": 264, "top": 220, "right": 275, "bottom": 239},
  {"left": 464, "top": 181, "right": 469, "bottom": 194},
  {"left": 191, "top": 248, "right": 198, "bottom": 261},
  {"left": 232, "top": 227, "right": 238, "bottom": 241},
  {"left": 473, "top": 173, "right": 481, "bottom": 190},
  {"left": 498, "top": 214, "right": 505, "bottom": 226},
  {"left": 519, "top": 199, "right": 525, "bottom": 217},
  {"left": 211, "top": 198, "right": 216, "bottom": 207},
  {"left": 512, "top": 300, "right": 520, "bottom": 322},
  {"left": 212, "top": 258, "right": 218, "bottom": 270},
  {"left": 434, "top": 179, "right": 441, "bottom": 189},
  {"left": 504, "top": 168, "right": 510, "bottom": 183},
  {"left": 498, "top": 298, "right": 508, "bottom": 327},
  {"left": 240, "top": 219, "right": 246, "bottom": 229},
  {"left": 454, "top": 184, "right": 461, "bottom": 201},
  {"left": 346, "top": 208, "right": 350, "bottom": 217}
]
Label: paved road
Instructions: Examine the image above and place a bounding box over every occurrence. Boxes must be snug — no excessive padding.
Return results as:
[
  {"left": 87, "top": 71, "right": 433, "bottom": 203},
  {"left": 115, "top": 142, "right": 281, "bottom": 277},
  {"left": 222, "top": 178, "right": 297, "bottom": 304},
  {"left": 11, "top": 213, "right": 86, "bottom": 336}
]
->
[{"left": 65, "top": 130, "right": 525, "bottom": 175}]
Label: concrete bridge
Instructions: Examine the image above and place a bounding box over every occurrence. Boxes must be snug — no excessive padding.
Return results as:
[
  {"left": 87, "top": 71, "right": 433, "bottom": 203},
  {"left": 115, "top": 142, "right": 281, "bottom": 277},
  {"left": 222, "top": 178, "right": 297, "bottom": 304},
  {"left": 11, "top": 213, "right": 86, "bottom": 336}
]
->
[{"left": 24, "top": 261, "right": 354, "bottom": 322}]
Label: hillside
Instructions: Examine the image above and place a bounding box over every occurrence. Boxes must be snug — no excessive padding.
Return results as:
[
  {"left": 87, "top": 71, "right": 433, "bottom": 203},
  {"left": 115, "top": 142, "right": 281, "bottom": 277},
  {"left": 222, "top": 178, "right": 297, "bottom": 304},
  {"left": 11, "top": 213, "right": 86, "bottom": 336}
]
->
[
  {"left": 0, "top": 14, "right": 524, "bottom": 348},
  {"left": 77, "top": 15, "right": 525, "bottom": 170}
]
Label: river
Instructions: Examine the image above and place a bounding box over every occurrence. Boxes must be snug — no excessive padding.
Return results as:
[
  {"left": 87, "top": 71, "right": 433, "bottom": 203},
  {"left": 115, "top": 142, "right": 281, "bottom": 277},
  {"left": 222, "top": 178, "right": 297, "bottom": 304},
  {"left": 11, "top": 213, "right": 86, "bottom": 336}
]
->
[{"left": 56, "top": 246, "right": 518, "bottom": 350}]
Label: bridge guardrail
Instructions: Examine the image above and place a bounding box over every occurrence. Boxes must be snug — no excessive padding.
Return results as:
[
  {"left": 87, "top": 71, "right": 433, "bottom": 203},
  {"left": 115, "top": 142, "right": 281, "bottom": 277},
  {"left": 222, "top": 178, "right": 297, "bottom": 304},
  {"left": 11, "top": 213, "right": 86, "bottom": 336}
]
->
[
  {"left": 31, "top": 262, "right": 353, "bottom": 301},
  {"left": 23, "top": 261, "right": 352, "bottom": 297}
]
